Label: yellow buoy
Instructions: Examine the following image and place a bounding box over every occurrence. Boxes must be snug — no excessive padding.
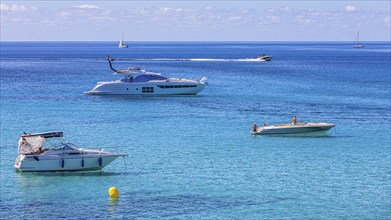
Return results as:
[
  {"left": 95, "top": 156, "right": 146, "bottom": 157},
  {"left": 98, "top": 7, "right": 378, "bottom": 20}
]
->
[{"left": 108, "top": 186, "right": 119, "bottom": 198}]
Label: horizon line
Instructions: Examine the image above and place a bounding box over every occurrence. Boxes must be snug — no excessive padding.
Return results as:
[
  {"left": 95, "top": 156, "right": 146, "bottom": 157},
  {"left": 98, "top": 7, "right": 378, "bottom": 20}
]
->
[{"left": 1, "top": 40, "right": 390, "bottom": 43}]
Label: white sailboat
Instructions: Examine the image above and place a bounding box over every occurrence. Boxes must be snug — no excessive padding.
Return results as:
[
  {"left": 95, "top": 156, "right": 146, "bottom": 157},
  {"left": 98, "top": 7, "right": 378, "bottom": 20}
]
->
[
  {"left": 118, "top": 33, "right": 128, "bottom": 48},
  {"left": 353, "top": 30, "right": 365, "bottom": 48}
]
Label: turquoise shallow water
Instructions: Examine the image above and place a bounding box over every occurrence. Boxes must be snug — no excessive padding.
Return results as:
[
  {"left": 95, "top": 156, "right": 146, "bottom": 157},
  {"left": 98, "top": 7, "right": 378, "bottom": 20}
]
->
[{"left": 1, "top": 42, "right": 390, "bottom": 219}]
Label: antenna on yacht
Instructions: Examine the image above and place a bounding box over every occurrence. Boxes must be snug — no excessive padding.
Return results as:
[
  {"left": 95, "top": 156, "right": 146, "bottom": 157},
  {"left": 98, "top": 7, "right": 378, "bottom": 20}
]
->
[
  {"left": 106, "top": 55, "right": 119, "bottom": 73},
  {"left": 105, "top": 55, "right": 137, "bottom": 74}
]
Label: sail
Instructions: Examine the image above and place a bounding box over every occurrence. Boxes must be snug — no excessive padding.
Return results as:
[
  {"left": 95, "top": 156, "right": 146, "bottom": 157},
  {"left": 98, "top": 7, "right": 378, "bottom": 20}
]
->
[
  {"left": 118, "top": 33, "right": 128, "bottom": 48},
  {"left": 353, "top": 29, "right": 364, "bottom": 48},
  {"left": 354, "top": 31, "right": 360, "bottom": 43},
  {"left": 119, "top": 34, "right": 124, "bottom": 47}
]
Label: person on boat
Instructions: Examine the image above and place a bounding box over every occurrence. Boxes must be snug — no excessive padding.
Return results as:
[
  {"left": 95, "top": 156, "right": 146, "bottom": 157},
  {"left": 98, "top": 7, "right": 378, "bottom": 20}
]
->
[
  {"left": 36, "top": 147, "right": 45, "bottom": 154},
  {"left": 263, "top": 121, "right": 267, "bottom": 126},
  {"left": 291, "top": 116, "right": 297, "bottom": 125},
  {"left": 252, "top": 123, "right": 258, "bottom": 132}
]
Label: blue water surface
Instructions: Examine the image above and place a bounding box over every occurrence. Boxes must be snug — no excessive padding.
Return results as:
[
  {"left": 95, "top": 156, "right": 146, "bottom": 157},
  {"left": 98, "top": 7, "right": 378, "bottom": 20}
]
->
[{"left": 1, "top": 41, "right": 390, "bottom": 219}]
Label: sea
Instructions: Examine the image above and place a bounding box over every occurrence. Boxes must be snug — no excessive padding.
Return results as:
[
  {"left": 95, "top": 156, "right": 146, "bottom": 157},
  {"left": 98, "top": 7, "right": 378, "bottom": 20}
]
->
[{"left": 0, "top": 42, "right": 390, "bottom": 219}]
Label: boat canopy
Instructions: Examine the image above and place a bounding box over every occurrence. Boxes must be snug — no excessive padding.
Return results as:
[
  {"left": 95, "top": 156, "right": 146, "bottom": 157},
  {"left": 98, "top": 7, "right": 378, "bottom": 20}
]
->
[
  {"left": 22, "top": 131, "right": 63, "bottom": 138},
  {"left": 18, "top": 131, "right": 63, "bottom": 154},
  {"left": 18, "top": 136, "right": 46, "bottom": 154}
]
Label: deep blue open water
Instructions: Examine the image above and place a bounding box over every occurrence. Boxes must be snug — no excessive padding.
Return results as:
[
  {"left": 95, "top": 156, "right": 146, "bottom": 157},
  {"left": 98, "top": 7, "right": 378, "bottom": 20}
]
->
[{"left": 1, "top": 42, "right": 390, "bottom": 219}]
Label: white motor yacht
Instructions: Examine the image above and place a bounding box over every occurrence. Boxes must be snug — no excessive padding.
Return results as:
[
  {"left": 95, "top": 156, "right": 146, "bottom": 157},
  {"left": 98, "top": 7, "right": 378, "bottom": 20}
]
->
[
  {"left": 257, "top": 54, "right": 272, "bottom": 61},
  {"left": 84, "top": 56, "right": 207, "bottom": 95},
  {"left": 14, "top": 131, "right": 128, "bottom": 172},
  {"left": 251, "top": 122, "right": 335, "bottom": 135}
]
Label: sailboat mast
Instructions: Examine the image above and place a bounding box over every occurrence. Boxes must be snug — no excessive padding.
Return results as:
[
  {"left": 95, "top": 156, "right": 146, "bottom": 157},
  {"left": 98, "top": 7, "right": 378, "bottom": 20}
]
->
[
  {"left": 352, "top": 27, "right": 364, "bottom": 48},
  {"left": 357, "top": 30, "right": 359, "bottom": 42}
]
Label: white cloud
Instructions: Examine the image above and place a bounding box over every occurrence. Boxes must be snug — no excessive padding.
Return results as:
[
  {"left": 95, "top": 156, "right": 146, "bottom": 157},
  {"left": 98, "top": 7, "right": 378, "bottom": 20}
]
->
[
  {"left": 1, "top": 4, "right": 36, "bottom": 12},
  {"left": 160, "top": 7, "right": 171, "bottom": 12},
  {"left": 74, "top": 4, "right": 99, "bottom": 9},
  {"left": 279, "top": 6, "right": 290, "bottom": 12},
  {"left": 344, "top": 5, "right": 357, "bottom": 12},
  {"left": 60, "top": 11, "right": 71, "bottom": 18},
  {"left": 267, "top": 15, "right": 280, "bottom": 23},
  {"left": 229, "top": 16, "right": 241, "bottom": 21},
  {"left": 0, "top": 4, "right": 8, "bottom": 11},
  {"left": 2, "top": 4, "right": 390, "bottom": 40}
]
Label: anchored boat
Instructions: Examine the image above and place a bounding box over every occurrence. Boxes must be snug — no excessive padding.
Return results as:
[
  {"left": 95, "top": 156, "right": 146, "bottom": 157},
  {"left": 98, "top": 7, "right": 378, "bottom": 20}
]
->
[
  {"left": 352, "top": 29, "right": 365, "bottom": 48},
  {"left": 14, "top": 131, "right": 128, "bottom": 172},
  {"left": 84, "top": 55, "right": 207, "bottom": 95},
  {"left": 251, "top": 122, "right": 335, "bottom": 135}
]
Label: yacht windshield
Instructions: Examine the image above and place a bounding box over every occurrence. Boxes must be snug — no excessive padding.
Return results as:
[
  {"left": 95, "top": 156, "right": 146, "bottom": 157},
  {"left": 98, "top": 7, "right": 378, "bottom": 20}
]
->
[
  {"left": 134, "top": 74, "right": 167, "bottom": 82},
  {"left": 63, "top": 142, "right": 79, "bottom": 150}
]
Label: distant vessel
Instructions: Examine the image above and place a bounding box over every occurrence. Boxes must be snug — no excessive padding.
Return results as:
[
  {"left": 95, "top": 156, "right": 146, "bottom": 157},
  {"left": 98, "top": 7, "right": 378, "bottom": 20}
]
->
[
  {"left": 118, "top": 33, "right": 128, "bottom": 48},
  {"left": 84, "top": 55, "right": 207, "bottom": 95},
  {"left": 257, "top": 54, "right": 272, "bottom": 61},
  {"left": 251, "top": 122, "right": 335, "bottom": 135},
  {"left": 14, "top": 131, "right": 128, "bottom": 172},
  {"left": 352, "top": 30, "right": 365, "bottom": 48}
]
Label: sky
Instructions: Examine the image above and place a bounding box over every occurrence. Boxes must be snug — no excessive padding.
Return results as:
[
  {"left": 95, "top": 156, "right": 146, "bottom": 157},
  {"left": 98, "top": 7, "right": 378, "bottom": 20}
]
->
[{"left": 1, "top": 1, "right": 390, "bottom": 41}]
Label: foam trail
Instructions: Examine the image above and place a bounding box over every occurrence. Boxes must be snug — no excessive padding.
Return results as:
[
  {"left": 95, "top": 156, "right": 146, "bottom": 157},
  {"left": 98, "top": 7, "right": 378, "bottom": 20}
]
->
[
  {"left": 189, "top": 58, "right": 263, "bottom": 62},
  {"left": 115, "top": 58, "right": 262, "bottom": 62}
]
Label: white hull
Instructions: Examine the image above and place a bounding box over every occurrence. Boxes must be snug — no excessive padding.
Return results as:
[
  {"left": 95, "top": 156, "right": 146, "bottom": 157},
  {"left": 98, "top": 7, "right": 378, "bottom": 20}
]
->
[
  {"left": 15, "top": 154, "right": 122, "bottom": 172},
  {"left": 251, "top": 123, "right": 335, "bottom": 135},
  {"left": 257, "top": 55, "right": 272, "bottom": 61},
  {"left": 353, "top": 44, "right": 365, "bottom": 48},
  {"left": 85, "top": 82, "right": 205, "bottom": 95},
  {"left": 257, "top": 57, "right": 272, "bottom": 61}
]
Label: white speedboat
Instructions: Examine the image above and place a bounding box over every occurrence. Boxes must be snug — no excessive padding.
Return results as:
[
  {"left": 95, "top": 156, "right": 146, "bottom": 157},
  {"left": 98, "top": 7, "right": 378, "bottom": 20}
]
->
[
  {"left": 14, "top": 131, "right": 128, "bottom": 172},
  {"left": 251, "top": 122, "right": 335, "bottom": 135},
  {"left": 257, "top": 54, "right": 272, "bottom": 61},
  {"left": 84, "top": 56, "right": 207, "bottom": 95}
]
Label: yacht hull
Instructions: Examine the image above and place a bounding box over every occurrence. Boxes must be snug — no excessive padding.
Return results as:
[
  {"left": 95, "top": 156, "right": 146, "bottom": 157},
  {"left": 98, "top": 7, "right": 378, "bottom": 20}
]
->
[
  {"left": 258, "top": 57, "right": 272, "bottom": 61},
  {"left": 14, "top": 154, "right": 122, "bottom": 172},
  {"left": 85, "top": 83, "right": 205, "bottom": 95},
  {"left": 251, "top": 123, "right": 335, "bottom": 135}
]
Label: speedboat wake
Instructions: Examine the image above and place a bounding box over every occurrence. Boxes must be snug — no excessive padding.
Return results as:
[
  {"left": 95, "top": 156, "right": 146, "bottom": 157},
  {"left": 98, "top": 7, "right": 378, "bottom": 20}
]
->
[{"left": 112, "top": 58, "right": 263, "bottom": 62}]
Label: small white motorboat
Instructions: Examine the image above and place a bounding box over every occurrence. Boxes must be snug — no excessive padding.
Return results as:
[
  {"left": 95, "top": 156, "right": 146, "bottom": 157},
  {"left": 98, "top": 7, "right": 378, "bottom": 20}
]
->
[
  {"left": 14, "top": 131, "right": 128, "bottom": 172},
  {"left": 251, "top": 122, "right": 335, "bottom": 135},
  {"left": 257, "top": 54, "right": 272, "bottom": 61},
  {"left": 84, "top": 55, "right": 207, "bottom": 95}
]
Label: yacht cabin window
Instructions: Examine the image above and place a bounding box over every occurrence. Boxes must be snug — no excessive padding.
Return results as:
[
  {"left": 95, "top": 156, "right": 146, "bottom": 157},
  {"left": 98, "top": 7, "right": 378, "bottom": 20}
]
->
[
  {"left": 134, "top": 75, "right": 167, "bottom": 82},
  {"left": 142, "top": 87, "right": 154, "bottom": 93}
]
